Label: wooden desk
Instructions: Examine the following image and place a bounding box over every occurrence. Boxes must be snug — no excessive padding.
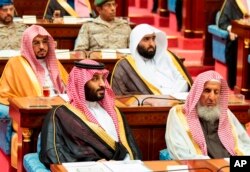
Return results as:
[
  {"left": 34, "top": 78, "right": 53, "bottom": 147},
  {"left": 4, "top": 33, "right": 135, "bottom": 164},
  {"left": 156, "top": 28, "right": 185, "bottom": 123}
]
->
[
  {"left": 232, "top": 19, "right": 250, "bottom": 99},
  {"left": 9, "top": 95, "right": 249, "bottom": 171},
  {"left": 50, "top": 159, "right": 230, "bottom": 172},
  {"left": 9, "top": 96, "right": 65, "bottom": 172}
]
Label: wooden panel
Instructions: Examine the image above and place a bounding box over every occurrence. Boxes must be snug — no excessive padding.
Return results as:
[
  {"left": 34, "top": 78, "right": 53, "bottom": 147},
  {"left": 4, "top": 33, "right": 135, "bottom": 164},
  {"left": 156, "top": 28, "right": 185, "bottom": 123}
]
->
[
  {"left": 231, "top": 20, "right": 250, "bottom": 99},
  {"left": 14, "top": 0, "right": 48, "bottom": 17}
]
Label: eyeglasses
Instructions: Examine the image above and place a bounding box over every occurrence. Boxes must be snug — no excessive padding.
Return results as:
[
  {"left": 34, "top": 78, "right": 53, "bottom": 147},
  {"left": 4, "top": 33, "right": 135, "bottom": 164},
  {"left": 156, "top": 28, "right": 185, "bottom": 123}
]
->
[
  {"left": 103, "top": 2, "right": 118, "bottom": 8},
  {"left": 32, "top": 39, "right": 49, "bottom": 47}
]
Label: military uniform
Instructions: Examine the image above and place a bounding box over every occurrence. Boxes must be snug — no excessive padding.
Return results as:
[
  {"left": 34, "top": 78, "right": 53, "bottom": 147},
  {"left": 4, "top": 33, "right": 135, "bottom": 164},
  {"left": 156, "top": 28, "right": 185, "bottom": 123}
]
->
[
  {"left": 0, "top": 22, "right": 28, "bottom": 50},
  {"left": 74, "top": 16, "right": 131, "bottom": 51}
]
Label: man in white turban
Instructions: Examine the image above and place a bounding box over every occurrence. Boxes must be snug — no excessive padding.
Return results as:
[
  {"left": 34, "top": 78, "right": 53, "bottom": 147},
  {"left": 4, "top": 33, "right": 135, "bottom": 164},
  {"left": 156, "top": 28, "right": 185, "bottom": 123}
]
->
[{"left": 111, "top": 24, "right": 192, "bottom": 95}]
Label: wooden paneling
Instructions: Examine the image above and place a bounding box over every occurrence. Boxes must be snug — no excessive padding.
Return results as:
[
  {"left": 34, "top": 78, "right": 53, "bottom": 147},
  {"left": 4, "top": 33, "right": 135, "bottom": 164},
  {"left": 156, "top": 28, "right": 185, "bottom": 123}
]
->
[
  {"left": 232, "top": 20, "right": 250, "bottom": 99},
  {"left": 14, "top": 1, "right": 49, "bottom": 17}
]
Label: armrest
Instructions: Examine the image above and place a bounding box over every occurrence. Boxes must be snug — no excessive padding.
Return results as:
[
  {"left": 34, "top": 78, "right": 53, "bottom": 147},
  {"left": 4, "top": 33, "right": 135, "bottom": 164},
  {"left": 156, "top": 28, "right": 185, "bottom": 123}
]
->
[{"left": 208, "top": 25, "right": 228, "bottom": 39}]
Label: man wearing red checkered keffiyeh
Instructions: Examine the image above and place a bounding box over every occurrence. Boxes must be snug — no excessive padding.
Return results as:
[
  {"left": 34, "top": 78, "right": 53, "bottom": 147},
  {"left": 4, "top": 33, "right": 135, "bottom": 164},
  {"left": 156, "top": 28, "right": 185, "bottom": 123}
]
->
[
  {"left": 39, "top": 59, "right": 141, "bottom": 167},
  {"left": 165, "top": 70, "right": 250, "bottom": 160},
  {"left": 0, "top": 24, "right": 68, "bottom": 169}
]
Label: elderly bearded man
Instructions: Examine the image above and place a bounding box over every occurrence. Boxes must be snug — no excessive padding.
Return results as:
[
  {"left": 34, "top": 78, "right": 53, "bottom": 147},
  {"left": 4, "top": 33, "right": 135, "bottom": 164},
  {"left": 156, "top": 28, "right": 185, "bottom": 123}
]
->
[{"left": 165, "top": 70, "right": 250, "bottom": 159}]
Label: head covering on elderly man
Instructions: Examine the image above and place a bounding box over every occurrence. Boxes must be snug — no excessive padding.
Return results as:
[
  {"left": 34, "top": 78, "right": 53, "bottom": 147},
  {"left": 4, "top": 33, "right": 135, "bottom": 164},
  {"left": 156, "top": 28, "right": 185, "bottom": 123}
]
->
[
  {"left": 183, "top": 70, "right": 236, "bottom": 156},
  {"left": 166, "top": 70, "right": 250, "bottom": 160},
  {"left": 94, "top": 0, "right": 112, "bottom": 6},
  {"left": 0, "top": 0, "right": 12, "bottom": 7}
]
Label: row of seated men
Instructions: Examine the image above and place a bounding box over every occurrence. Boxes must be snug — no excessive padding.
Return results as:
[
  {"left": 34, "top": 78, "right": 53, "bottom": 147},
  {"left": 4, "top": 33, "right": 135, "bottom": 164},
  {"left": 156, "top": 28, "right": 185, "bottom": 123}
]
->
[{"left": 1, "top": 0, "right": 250, "bottom": 171}]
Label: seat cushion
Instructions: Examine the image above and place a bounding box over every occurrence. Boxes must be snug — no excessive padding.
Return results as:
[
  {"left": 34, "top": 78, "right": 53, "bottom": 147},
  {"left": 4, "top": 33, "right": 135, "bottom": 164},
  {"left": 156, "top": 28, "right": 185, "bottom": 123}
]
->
[
  {"left": 0, "top": 104, "right": 11, "bottom": 155},
  {"left": 208, "top": 25, "right": 228, "bottom": 64},
  {"left": 159, "top": 148, "right": 172, "bottom": 160},
  {"left": 168, "top": 0, "right": 177, "bottom": 13},
  {"left": 23, "top": 153, "right": 50, "bottom": 172}
]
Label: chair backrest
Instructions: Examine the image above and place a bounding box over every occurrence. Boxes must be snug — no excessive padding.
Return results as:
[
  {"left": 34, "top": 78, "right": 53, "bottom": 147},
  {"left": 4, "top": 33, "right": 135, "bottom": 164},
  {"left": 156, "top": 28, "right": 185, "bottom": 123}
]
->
[{"left": 168, "top": 0, "right": 177, "bottom": 13}]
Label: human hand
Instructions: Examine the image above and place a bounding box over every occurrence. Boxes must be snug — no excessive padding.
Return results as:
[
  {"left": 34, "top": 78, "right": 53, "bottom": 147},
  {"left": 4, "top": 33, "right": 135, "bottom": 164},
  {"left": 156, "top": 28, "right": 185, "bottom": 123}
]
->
[{"left": 229, "top": 31, "right": 237, "bottom": 41}]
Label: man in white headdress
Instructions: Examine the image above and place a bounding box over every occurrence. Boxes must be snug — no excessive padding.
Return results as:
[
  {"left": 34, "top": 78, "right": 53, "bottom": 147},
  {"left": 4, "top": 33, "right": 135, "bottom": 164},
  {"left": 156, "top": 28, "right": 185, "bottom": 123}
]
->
[
  {"left": 111, "top": 23, "right": 192, "bottom": 95},
  {"left": 165, "top": 70, "right": 250, "bottom": 160}
]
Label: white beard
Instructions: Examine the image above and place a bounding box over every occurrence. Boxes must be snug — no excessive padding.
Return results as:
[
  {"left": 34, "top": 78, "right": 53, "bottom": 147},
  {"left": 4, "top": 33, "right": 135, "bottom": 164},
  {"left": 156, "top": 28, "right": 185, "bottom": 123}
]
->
[{"left": 197, "top": 103, "right": 220, "bottom": 122}]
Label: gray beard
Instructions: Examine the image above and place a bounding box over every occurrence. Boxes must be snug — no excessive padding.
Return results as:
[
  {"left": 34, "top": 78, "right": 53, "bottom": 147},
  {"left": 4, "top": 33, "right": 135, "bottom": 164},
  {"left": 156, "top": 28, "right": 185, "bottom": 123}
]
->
[{"left": 197, "top": 103, "right": 220, "bottom": 122}]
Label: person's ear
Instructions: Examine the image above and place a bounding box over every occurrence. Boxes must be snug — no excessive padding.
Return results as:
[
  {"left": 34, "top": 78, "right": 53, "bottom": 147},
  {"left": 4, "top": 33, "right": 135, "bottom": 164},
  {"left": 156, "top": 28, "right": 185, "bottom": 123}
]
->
[{"left": 95, "top": 6, "right": 101, "bottom": 13}]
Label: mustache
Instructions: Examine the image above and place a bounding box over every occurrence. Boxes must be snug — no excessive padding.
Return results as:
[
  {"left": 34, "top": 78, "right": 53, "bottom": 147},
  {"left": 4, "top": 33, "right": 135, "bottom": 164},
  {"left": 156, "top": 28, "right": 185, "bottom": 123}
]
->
[
  {"left": 37, "top": 49, "right": 46, "bottom": 53},
  {"left": 147, "top": 46, "right": 155, "bottom": 50},
  {"left": 97, "top": 86, "right": 105, "bottom": 91}
]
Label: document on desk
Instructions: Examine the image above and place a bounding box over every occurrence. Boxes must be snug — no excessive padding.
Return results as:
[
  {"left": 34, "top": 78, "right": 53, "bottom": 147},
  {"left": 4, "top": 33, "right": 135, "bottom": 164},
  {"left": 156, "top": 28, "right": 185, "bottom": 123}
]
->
[
  {"left": 59, "top": 94, "right": 69, "bottom": 102},
  {"left": 63, "top": 162, "right": 108, "bottom": 172},
  {"left": 167, "top": 165, "right": 189, "bottom": 172},
  {"left": 63, "top": 160, "right": 152, "bottom": 172},
  {"left": 55, "top": 49, "right": 70, "bottom": 59},
  {"left": 0, "top": 50, "right": 20, "bottom": 58}
]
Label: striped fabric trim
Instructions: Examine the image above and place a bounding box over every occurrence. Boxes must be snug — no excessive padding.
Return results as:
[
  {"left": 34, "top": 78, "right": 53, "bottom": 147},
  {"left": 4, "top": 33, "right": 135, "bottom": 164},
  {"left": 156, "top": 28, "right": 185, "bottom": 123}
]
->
[
  {"left": 125, "top": 55, "right": 161, "bottom": 95},
  {"left": 175, "top": 105, "right": 203, "bottom": 155},
  {"left": 114, "top": 107, "right": 134, "bottom": 159},
  {"left": 57, "top": 0, "right": 79, "bottom": 17},
  {"left": 18, "top": 57, "right": 42, "bottom": 96},
  {"left": 65, "top": 103, "right": 116, "bottom": 150},
  {"left": 167, "top": 51, "right": 192, "bottom": 87},
  {"left": 236, "top": 0, "right": 248, "bottom": 15}
]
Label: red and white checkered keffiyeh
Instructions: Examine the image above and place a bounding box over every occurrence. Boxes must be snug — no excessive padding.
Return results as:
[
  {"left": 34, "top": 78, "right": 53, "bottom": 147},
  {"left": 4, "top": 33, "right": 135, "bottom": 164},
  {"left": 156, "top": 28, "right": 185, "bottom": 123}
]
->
[
  {"left": 184, "top": 70, "right": 235, "bottom": 155},
  {"left": 20, "top": 25, "right": 65, "bottom": 93},
  {"left": 67, "top": 59, "right": 119, "bottom": 137}
]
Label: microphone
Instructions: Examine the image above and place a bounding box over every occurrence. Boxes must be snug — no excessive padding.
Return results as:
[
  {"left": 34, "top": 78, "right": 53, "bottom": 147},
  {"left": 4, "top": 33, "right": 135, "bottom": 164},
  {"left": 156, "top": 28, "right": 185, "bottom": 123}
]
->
[
  {"left": 115, "top": 95, "right": 141, "bottom": 106},
  {"left": 140, "top": 96, "right": 185, "bottom": 106}
]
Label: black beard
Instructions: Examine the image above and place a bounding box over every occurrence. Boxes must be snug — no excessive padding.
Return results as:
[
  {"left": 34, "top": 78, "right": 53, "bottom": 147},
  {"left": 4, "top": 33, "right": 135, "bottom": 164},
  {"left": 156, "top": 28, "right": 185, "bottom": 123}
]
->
[
  {"left": 1, "top": 15, "right": 13, "bottom": 25},
  {"left": 137, "top": 44, "right": 156, "bottom": 59},
  {"left": 84, "top": 84, "right": 105, "bottom": 102}
]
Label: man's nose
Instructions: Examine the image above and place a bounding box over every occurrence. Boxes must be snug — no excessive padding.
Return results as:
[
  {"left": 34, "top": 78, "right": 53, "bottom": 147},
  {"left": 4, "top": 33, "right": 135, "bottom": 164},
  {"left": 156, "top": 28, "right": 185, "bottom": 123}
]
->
[
  {"left": 149, "top": 39, "right": 155, "bottom": 46},
  {"left": 99, "top": 79, "right": 105, "bottom": 87},
  {"left": 6, "top": 9, "right": 12, "bottom": 15},
  {"left": 39, "top": 42, "right": 45, "bottom": 48},
  {"left": 208, "top": 91, "right": 216, "bottom": 100}
]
